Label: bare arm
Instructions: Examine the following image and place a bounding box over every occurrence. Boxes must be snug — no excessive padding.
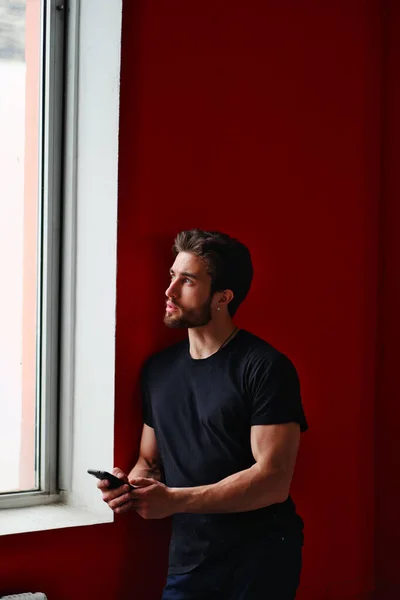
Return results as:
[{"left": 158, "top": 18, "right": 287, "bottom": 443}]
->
[
  {"left": 128, "top": 424, "right": 163, "bottom": 482},
  {"left": 98, "top": 424, "right": 162, "bottom": 514},
  {"left": 170, "top": 422, "right": 300, "bottom": 513},
  {"left": 130, "top": 422, "right": 301, "bottom": 519}
]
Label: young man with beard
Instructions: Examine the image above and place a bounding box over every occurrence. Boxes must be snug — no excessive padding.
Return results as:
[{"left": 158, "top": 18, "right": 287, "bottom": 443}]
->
[{"left": 99, "top": 229, "right": 308, "bottom": 599}]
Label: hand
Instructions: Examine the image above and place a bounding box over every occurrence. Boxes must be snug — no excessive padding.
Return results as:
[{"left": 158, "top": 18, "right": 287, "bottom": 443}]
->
[
  {"left": 97, "top": 467, "right": 136, "bottom": 514},
  {"left": 130, "top": 477, "right": 176, "bottom": 520}
]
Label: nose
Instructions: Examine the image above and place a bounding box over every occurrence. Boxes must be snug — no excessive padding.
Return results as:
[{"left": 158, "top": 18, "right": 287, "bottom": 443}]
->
[{"left": 165, "top": 279, "right": 179, "bottom": 299}]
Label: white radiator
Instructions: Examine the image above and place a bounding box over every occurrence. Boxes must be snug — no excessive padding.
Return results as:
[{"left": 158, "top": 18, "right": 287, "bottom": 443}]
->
[{"left": 1, "top": 595, "right": 47, "bottom": 599}]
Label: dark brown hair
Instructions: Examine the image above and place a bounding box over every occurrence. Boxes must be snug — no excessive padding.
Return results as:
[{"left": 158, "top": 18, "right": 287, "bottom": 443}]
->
[{"left": 173, "top": 229, "right": 253, "bottom": 316}]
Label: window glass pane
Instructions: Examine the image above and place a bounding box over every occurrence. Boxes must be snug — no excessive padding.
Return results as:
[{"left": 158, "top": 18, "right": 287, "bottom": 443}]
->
[{"left": 0, "top": 0, "right": 41, "bottom": 493}]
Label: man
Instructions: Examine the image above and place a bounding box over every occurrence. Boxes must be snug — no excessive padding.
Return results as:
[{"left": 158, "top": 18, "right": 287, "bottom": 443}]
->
[{"left": 99, "top": 229, "right": 308, "bottom": 599}]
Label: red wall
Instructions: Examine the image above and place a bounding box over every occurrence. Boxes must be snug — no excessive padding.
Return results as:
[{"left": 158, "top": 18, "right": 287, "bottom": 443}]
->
[
  {"left": 375, "top": 1, "right": 400, "bottom": 598},
  {"left": 1, "top": 2, "right": 396, "bottom": 599}
]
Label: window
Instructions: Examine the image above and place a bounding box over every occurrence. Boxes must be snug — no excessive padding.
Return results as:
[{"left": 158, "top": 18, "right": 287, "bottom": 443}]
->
[
  {"left": 0, "top": 0, "right": 65, "bottom": 505},
  {"left": 0, "top": 0, "right": 121, "bottom": 532}
]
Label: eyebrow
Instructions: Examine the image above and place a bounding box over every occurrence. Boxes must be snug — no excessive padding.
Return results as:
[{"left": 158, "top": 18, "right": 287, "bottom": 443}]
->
[{"left": 170, "top": 269, "right": 198, "bottom": 280}]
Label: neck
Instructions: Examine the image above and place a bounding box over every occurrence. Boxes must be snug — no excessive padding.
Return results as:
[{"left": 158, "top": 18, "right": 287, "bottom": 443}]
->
[{"left": 188, "top": 319, "right": 238, "bottom": 359}]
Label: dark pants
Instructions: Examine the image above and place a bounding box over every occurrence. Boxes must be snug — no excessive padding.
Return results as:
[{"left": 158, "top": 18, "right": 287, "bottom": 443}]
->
[{"left": 162, "top": 532, "right": 303, "bottom": 600}]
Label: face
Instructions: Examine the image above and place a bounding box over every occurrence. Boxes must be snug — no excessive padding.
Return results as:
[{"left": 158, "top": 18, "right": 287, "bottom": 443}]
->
[{"left": 164, "top": 252, "right": 214, "bottom": 328}]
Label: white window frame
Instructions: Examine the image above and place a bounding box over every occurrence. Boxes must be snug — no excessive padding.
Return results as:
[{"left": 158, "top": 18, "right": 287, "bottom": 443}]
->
[{"left": 0, "top": 0, "right": 122, "bottom": 533}]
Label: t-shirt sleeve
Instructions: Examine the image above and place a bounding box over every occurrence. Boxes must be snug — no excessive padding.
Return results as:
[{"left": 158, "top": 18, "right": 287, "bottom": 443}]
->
[
  {"left": 247, "top": 352, "right": 308, "bottom": 432},
  {"left": 140, "top": 363, "right": 153, "bottom": 428}
]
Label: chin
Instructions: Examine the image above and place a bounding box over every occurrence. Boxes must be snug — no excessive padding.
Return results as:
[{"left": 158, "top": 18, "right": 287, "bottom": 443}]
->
[{"left": 163, "top": 314, "right": 186, "bottom": 329}]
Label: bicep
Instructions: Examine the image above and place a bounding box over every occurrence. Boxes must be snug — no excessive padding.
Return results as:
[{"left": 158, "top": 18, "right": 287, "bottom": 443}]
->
[
  {"left": 251, "top": 422, "right": 300, "bottom": 479},
  {"left": 139, "top": 423, "right": 161, "bottom": 466}
]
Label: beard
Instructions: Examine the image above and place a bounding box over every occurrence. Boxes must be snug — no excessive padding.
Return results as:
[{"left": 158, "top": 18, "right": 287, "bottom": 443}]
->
[{"left": 164, "top": 296, "right": 213, "bottom": 329}]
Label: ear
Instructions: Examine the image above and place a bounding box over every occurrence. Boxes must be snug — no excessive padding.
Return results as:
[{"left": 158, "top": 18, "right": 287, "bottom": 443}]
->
[{"left": 214, "top": 289, "right": 234, "bottom": 311}]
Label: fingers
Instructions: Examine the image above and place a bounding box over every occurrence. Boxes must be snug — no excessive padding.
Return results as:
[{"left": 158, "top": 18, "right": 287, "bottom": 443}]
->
[
  {"left": 130, "top": 477, "right": 157, "bottom": 488},
  {"left": 96, "top": 467, "right": 128, "bottom": 491},
  {"left": 115, "top": 499, "right": 138, "bottom": 514},
  {"left": 108, "top": 489, "right": 138, "bottom": 514},
  {"left": 92, "top": 467, "right": 140, "bottom": 516},
  {"left": 112, "top": 467, "right": 129, "bottom": 483},
  {"left": 101, "top": 483, "right": 132, "bottom": 504},
  {"left": 95, "top": 467, "right": 147, "bottom": 516},
  {"left": 97, "top": 478, "right": 110, "bottom": 490}
]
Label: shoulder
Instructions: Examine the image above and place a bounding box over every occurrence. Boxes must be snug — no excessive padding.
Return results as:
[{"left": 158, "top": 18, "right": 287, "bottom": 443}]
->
[
  {"left": 237, "top": 330, "right": 284, "bottom": 365},
  {"left": 238, "top": 330, "right": 299, "bottom": 381}
]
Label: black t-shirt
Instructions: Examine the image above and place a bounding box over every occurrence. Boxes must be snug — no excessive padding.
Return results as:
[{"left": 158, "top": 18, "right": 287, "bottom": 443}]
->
[{"left": 141, "top": 329, "right": 308, "bottom": 574}]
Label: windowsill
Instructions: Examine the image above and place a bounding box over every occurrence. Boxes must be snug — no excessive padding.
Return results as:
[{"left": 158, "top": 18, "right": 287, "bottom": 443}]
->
[{"left": 0, "top": 499, "right": 113, "bottom": 536}]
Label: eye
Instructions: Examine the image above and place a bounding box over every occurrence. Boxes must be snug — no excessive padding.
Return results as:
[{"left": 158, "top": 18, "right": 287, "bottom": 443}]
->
[{"left": 184, "top": 278, "right": 193, "bottom": 285}]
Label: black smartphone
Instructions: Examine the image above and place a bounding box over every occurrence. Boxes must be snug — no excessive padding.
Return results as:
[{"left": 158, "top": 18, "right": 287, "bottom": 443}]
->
[{"left": 87, "top": 469, "right": 136, "bottom": 489}]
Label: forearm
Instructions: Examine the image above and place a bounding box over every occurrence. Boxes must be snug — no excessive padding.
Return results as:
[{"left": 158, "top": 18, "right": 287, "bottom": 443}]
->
[
  {"left": 170, "top": 463, "right": 289, "bottom": 514},
  {"left": 129, "top": 456, "right": 163, "bottom": 482}
]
